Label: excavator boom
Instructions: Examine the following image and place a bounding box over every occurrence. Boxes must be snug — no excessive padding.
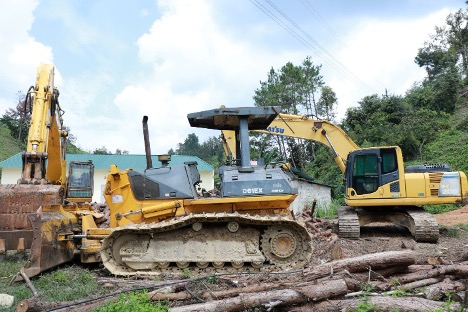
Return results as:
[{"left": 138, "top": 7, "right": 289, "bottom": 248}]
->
[{"left": 256, "top": 113, "right": 358, "bottom": 172}]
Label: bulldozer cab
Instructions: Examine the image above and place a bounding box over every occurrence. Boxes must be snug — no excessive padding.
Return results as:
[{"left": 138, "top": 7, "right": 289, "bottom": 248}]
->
[
  {"left": 66, "top": 161, "right": 94, "bottom": 203},
  {"left": 345, "top": 147, "right": 399, "bottom": 196}
]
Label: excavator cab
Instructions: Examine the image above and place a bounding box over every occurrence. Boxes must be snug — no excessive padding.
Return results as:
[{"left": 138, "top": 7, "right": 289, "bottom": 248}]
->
[
  {"left": 345, "top": 147, "right": 399, "bottom": 196},
  {"left": 66, "top": 161, "right": 94, "bottom": 203}
]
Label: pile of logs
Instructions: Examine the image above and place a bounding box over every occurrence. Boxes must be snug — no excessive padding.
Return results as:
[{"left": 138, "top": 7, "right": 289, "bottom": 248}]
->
[
  {"left": 158, "top": 250, "right": 468, "bottom": 312},
  {"left": 15, "top": 251, "right": 468, "bottom": 312}
]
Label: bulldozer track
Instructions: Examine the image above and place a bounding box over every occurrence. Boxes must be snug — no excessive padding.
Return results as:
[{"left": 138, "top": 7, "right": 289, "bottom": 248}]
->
[{"left": 101, "top": 212, "right": 312, "bottom": 276}]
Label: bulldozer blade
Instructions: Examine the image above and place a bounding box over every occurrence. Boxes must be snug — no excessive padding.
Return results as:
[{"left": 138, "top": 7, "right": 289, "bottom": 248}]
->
[
  {"left": 15, "top": 205, "right": 78, "bottom": 282},
  {"left": 0, "top": 184, "right": 63, "bottom": 251}
]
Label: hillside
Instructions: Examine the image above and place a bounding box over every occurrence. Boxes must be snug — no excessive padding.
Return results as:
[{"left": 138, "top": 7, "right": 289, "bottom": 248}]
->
[{"left": 0, "top": 123, "right": 22, "bottom": 162}]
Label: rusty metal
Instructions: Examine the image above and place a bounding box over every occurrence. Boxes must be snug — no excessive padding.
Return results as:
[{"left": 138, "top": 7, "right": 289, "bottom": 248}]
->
[
  {"left": 15, "top": 205, "right": 78, "bottom": 281},
  {"left": 142, "top": 116, "right": 152, "bottom": 169},
  {"left": 0, "top": 184, "right": 63, "bottom": 251}
]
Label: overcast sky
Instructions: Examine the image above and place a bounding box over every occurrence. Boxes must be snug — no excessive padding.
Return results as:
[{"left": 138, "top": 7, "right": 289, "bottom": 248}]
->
[{"left": 0, "top": 0, "right": 464, "bottom": 155}]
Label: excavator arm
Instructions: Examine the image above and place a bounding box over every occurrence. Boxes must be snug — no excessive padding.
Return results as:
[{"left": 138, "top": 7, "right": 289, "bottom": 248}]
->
[
  {"left": 255, "top": 113, "right": 358, "bottom": 173},
  {"left": 222, "top": 112, "right": 358, "bottom": 172},
  {"left": 21, "top": 63, "right": 67, "bottom": 185}
]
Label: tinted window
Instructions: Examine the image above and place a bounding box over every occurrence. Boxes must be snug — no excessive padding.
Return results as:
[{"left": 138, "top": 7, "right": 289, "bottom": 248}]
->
[
  {"left": 130, "top": 174, "right": 160, "bottom": 200},
  {"left": 381, "top": 149, "right": 397, "bottom": 174}
]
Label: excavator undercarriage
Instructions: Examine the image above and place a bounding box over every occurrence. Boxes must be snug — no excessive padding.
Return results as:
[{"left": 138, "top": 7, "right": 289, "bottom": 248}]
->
[{"left": 338, "top": 206, "right": 440, "bottom": 242}]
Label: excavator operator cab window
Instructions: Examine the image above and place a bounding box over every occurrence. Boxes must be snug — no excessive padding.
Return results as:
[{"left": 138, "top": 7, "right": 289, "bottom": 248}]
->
[
  {"left": 348, "top": 148, "right": 399, "bottom": 196},
  {"left": 68, "top": 162, "right": 94, "bottom": 199},
  {"left": 381, "top": 149, "right": 397, "bottom": 174},
  {"left": 352, "top": 154, "right": 378, "bottom": 195}
]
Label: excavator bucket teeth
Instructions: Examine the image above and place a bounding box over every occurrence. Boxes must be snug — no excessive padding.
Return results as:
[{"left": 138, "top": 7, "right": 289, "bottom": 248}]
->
[
  {"left": 0, "top": 184, "right": 63, "bottom": 252},
  {"left": 15, "top": 206, "right": 78, "bottom": 282}
]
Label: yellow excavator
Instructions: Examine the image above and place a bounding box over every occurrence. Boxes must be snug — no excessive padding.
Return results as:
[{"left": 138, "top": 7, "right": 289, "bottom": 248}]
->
[
  {"left": 223, "top": 107, "right": 468, "bottom": 242},
  {"left": 0, "top": 63, "right": 95, "bottom": 257}
]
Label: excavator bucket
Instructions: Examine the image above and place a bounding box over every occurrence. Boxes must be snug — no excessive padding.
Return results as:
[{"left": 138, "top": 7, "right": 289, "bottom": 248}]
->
[
  {"left": 14, "top": 205, "right": 79, "bottom": 281},
  {"left": 0, "top": 184, "right": 63, "bottom": 253}
]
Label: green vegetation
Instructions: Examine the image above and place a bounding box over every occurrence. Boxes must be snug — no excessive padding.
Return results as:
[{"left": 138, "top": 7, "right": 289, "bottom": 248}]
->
[
  {"left": 0, "top": 124, "right": 23, "bottom": 162},
  {"left": 440, "top": 222, "right": 468, "bottom": 238},
  {"left": 349, "top": 283, "right": 377, "bottom": 312},
  {"left": 423, "top": 204, "right": 461, "bottom": 214},
  {"left": 314, "top": 199, "right": 340, "bottom": 219},
  {"left": 91, "top": 291, "right": 168, "bottom": 312},
  {"left": 182, "top": 268, "right": 191, "bottom": 279},
  {"left": 0, "top": 257, "right": 31, "bottom": 311},
  {"left": 0, "top": 257, "right": 109, "bottom": 312}
]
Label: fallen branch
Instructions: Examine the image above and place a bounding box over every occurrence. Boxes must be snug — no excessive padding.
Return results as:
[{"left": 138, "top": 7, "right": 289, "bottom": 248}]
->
[
  {"left": 295, "top": 295, "right": 462, "bottom": 312},
  {"left": 303, "top": 250, "right": 416, "bottom": 280},
  {"left": 169, "top": 289, "right": 305, "bottom": 312},
  {"left": 169, "top": 279, "right": 350, "bottom": 312}
]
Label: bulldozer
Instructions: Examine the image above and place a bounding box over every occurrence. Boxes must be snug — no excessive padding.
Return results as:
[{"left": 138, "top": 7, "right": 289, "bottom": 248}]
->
[
  {"left": 222, "top": 107, "right": 468, "bottom": 242},
  {"left": 0, "top": 63, "right": 95, "bottom": 256},
  {"left": 16, "top": 107, "right": 312, "bottom": 280}
]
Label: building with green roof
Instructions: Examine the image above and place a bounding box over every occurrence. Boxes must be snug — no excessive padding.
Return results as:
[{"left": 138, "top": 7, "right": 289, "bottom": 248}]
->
[{"left": 0, "top": 153, "right": 214, "bottom": 203}]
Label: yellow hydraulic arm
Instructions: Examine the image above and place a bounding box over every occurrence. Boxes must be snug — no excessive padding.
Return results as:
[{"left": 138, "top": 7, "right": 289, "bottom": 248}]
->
[
  {"left": 21, "top": 63, "right": 67, "bottom": 185},
  {"left": 253, "top": 113, "right": 358, "bottom": 173},
  {"left": 220, "top": 130, "right": 237, "bottom": 165}
]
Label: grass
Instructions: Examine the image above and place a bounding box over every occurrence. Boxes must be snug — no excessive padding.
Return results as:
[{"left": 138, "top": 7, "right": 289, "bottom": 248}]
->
[
  {"left": 423, "top": 204, "right": 461, "bottom": 214},
  {"left": 0, "top": 256, "right": 170, "bottom": 312},
  {"left": 314, "top": 199, "right": 340, "bottom": 219},
  {"left": 0, "top": 124, "right": 23, "bottom": 162},
  {"left": 91, "top": 291, "right": 168, "bottom": 312},
  {"left": 309, "top": 200, "right": 464, "bottom": 220},
  {"left": 0, "top": 256, "right": 108, "bottom": 311}
]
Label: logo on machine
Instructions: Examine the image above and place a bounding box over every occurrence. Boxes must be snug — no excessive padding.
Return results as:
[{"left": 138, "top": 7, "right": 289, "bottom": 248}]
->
[
  {"left": 112, "top": 194, "right": 123, "bottom": 203},
  {"left": 271, "top": 189, "right": 284, "bottom": 193},
  {"left": 243, "top": 188, "right": 263, "bottom": 194},
  {"left": 266, "top": 126, "right": 285, "bottom": 134}
]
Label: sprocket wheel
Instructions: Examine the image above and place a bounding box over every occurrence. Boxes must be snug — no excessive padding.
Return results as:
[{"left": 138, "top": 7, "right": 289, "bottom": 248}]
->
[{"left": 260, "top": 226, "right": 302, "bottom": 267}]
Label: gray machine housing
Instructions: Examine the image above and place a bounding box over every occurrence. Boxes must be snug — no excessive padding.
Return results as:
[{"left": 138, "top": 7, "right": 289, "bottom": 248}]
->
[
  {"left": 128, "top": 161, "right": 201, "bottom": 200},
  {"left": 188, "top": 106, "right": 297, "bottom": 198}
]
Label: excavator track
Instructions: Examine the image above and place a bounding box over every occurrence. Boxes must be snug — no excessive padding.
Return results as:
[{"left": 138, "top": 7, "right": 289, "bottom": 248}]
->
[
  {"left": 337, "top": 206, "right": 360, "bottom": 239},
  {"left": 337, "top": 206, "right": 439, "bottom": 242},
  {"left": 405, "top": 207, "right": 439, "bottom": 243},
  {"left": 101, "top": 212, "right": 312, "bottom": 276}
]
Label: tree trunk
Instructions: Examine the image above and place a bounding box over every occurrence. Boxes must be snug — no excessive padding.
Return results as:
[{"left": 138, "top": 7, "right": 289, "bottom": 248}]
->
[
  {"left": 296, "top": 296, "right": 462, "bottom": 312},
  {"left": 303, "top": 250, "right": 416, "bottom": 280},
  {"left": 169, "top": 289, "right": 305, "bottom": 312},
  {"left": 169, "top": 279, "right": 350, "bottom": 312}
]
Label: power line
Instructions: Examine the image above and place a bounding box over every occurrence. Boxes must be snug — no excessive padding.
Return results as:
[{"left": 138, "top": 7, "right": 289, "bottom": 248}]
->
[
  {"left": 299, "top": 0, "right": 387, "bottom": 90},
  {"left": 250, "top": 0, "right": 375, "bottom": 94},
  {"left": 263, "top": 0, "right": 372, "bottom": 92}
]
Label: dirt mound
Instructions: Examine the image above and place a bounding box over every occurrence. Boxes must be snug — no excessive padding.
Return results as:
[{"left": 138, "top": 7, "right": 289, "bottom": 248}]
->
[{"left": 435, "top": 205, "right": 468, "bottom": 226}]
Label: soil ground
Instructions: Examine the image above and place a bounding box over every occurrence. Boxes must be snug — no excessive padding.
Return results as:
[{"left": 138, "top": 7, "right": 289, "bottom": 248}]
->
[{"left": 308, "top": 205, "right": 468, "bottom": 268}]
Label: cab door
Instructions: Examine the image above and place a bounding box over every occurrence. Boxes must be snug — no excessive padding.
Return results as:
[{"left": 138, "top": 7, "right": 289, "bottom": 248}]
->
[
  {"left": 345, "top": 147, "right": 399, "bottom": 198},
  {"left": 346, "top": 149, "right": 381, "bottom": 197}
]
